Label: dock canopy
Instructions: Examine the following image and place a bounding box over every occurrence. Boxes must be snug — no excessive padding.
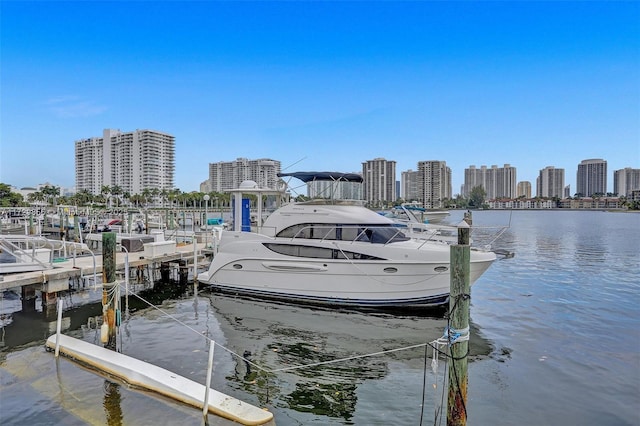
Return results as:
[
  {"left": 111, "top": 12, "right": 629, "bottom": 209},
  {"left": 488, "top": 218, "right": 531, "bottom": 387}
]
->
[{"left": 278, "top": 171, "right": 364, "bottom": 183}]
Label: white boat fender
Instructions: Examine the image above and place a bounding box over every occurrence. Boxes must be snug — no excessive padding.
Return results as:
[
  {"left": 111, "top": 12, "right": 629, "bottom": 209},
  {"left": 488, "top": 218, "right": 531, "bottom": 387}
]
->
[{"left": 100, "top": 322, "right": 109, "bottom": 343}]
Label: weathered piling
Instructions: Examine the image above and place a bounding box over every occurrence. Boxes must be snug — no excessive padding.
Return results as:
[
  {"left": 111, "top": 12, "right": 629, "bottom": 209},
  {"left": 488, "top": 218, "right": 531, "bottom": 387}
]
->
[
  {"left": 102, "top": 232, "right": 117, "bottom": 350},
  {"left": 447, "top": 214, "right": 471, "bottom": 426}
]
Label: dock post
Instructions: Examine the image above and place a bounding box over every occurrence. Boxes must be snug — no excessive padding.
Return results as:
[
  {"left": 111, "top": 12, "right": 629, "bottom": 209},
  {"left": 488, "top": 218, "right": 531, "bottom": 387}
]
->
[
  {"left": 102, "top": 232, "right": 117, "bottom": 350},
  {"left": 28, "top": 213, "right": 35, "bottom": 235},
  {"left": 193, "top": 239, "right": 198, "bottom": 295},
  {"left": 73, "top": 215, "right": 80, "bottom": 242},
  {"left": 447, "top": 215, "right": 471, "bottom": 426}
]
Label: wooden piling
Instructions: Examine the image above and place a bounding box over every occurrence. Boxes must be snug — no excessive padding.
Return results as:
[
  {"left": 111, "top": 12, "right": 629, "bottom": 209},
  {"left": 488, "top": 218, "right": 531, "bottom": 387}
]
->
[
  {"left": 102, "top": 232, "right": 117, "bottom": 350},
  {"left": 447, "top": 214, "right": 471, "bottom": 426}
]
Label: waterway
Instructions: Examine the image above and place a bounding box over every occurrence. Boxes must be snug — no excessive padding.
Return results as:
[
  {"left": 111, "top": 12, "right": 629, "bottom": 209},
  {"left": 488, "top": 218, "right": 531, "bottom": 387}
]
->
[{"left": 1, "top": 210, "right": 639, "bottom": 425}]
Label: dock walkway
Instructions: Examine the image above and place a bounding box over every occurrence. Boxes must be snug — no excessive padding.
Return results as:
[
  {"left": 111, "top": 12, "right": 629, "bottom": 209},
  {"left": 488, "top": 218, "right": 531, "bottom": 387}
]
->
[{"left": 0, "top": 240, "right": 208, "bottom": 294}]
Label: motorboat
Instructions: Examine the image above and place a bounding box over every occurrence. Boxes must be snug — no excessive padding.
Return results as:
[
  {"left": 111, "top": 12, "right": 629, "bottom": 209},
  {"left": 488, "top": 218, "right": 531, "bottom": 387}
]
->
[
  {"left": 197, "top": 172, "right": 496, "bottom": 309},
  {"left": 380, "top": 204, "right": 460, "bottom": 244}
]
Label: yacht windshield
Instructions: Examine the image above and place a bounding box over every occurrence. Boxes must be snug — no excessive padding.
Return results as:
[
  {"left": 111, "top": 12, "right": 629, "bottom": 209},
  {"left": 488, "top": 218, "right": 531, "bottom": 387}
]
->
[{"left": 361, "top": 226, "right": 409, "bottom": 244}]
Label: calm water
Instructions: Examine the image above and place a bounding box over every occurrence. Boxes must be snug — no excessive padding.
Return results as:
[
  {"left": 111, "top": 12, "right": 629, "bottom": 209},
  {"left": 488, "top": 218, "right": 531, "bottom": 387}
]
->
[{"left": 1, "top": 210, "right": 639, "bottom": 425}]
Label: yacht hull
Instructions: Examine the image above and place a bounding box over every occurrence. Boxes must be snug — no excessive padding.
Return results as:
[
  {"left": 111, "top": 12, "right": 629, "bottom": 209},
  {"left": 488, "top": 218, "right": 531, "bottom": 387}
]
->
[{"left": 198, "top": 232, "right": 495, "bottom": 309}]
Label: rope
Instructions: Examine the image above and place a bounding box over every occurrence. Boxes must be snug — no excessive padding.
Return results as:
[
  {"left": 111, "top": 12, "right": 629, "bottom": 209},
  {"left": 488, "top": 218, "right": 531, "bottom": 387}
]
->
[
  {"left": 116, "top": 281, "right": 472, "bottom": 419},
  {"left": 115, "top": 282, "right": 270, "bottom": 374},
  {"left": 115, "top": 281, "right": 453, "bottom": 375}
]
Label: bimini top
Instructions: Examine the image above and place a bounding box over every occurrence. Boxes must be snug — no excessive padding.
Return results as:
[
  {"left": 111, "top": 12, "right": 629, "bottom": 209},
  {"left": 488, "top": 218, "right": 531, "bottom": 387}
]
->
[{"left": 278, "top": 171, "right": 364, "bottom": 183}]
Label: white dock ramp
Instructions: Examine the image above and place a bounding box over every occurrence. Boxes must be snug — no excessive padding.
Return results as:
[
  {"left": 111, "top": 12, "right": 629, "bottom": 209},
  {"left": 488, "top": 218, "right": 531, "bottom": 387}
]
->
[{"left": 45, "top": 334, "right": 275, "bottom": 426}]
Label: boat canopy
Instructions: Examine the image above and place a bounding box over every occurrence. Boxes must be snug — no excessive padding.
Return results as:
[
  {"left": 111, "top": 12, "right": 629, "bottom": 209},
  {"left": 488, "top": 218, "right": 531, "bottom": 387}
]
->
[{"left": 278, "top": 171, "right": 364, "bottom": 183}]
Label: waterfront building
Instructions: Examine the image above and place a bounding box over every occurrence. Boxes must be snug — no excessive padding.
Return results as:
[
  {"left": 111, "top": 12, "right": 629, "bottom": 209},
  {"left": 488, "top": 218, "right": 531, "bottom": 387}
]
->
[
  {"left": 417, "top": 160, "right": 451, "bottom": 209},
  {"left": 401, "top": 170, "right": 419, "bottom": 202},
  {"left": 517, "top": 181, "right": 532, "bottom": 199},
  {"left": 576, "top": 159, "right": 607, "bottom": 197},
  {"left": 464, "top": 164, "right": 517, "bottom": 199},
  {"left": 614, "top": 168, "right": 640, "bottom": 196},
  {"left": 75, "top": 129, "right": 175, "bottom": 196},
  {"left": 537, "top": 166, "right": 565, "bottom": 199},
  {"left": 564, "top": 185, "right": 571, "bottom": 199},
  {"left": 362, "top": 158, "right": 396, "bottom": 207},
  {"left": 207, "top": 158, "right": 281, "bottom": 192}
]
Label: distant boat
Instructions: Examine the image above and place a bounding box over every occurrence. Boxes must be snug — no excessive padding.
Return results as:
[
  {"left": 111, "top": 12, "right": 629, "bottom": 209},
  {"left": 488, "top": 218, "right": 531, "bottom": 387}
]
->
[
  {"left": 379, "top": 204, "right": 459, "bottom": 244},
  {"left": 198, "top": 172, "right": 496, "bottom": 309},
  {"left": 395, "top": 203, "right": 450, "bottom": 224}
]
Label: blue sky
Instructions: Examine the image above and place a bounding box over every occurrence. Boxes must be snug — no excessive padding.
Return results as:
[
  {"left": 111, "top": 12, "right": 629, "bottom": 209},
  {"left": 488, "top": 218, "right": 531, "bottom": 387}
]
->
[{"left": 1, "top": 1, "right": 638, "bottom": 195}]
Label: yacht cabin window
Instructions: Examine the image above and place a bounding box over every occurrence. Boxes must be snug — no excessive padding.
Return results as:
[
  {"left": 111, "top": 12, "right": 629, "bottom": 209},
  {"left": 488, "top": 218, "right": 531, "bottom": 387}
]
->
[{"left": 276, "top": 223, "right": 409, "bottom": 244}]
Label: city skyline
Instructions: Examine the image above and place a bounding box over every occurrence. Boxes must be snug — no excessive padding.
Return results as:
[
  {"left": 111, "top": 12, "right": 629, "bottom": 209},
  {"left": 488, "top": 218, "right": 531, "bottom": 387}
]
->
[{"left": 2, "top": 2, "right": 638, "bottom": 193}]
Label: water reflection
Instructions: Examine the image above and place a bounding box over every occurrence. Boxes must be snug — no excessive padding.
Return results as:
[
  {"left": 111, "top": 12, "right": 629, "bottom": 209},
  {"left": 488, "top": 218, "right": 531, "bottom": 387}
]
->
[
  {"left": 0, "top": 275, "right": 494, "bottom": 425},
  {"left": 103, "top": 380, "right": 123, "bottom": 426},
  {"left": 206, "top": 292, "right": 492, "bottom": 422}
]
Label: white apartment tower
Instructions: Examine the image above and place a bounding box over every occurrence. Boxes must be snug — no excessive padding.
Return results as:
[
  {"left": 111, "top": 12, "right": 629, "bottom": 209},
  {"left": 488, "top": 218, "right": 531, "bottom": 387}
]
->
[
  {"left": 401, "top": 170, "right": 419, "bottom": 202},
  {"left": 362, "top": 158, "right": 396, "bottom": 207},
  {"left": 614, "top": 168, "right": 640, "bottom": 196},
  {"left": 75, "top": 129, "right": 175, "bottom": 195},
  {"left": 537, "top": 166, "right": 565, "bottom": 198},
  {"left": 208, "top": 158, "right": 281, "bottom": 192},
  {"left": 517, "top": 181, "right": 532, "bottom": 198},
  {"left": 576, "top": 159, "right": 607, "bottom": 197},
  {"left": 464, "top": 164, "right": 517, "bottom": 199},
  {"left": 417, "top": 161, "right": 451, "bottom": 209}
]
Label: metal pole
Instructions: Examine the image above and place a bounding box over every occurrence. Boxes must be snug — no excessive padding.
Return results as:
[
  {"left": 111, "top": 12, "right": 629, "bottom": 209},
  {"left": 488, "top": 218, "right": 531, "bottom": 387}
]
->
[
  {"left": 204, "top": 195, "right": 210, "bottom": 249},
  {"left": 202, "top": 339, "right": 215, "bottom": 417},
  {"left": 54, "top": 299, "right": 64, "bottom": 357}
]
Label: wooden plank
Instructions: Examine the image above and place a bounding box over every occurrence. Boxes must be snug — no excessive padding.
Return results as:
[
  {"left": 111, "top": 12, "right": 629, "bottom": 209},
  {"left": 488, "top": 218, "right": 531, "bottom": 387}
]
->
[{"left": 46, "top": 334, "right": 274, "bottom": 426}]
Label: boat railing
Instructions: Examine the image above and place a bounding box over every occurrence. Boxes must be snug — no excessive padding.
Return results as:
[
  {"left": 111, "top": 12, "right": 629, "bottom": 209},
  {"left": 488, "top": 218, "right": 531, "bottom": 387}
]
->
[{"left": 1, "top": 235, "right": 55, "bottom": 270}]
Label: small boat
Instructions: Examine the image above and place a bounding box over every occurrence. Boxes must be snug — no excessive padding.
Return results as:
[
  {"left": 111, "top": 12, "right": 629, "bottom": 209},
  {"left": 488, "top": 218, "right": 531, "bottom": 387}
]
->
[
  {"left": 380, "top": 204, "right": 459, "bottom": 244},
  {"left": 391, "top": 203, "right": 450, "bottom": 224},
  {"left": 198, "top": 172, "right": 496, "bottom": 310}
]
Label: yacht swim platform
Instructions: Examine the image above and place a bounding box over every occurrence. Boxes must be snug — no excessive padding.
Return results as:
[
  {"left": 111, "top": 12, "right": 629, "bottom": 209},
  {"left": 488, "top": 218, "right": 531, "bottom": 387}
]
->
[{"left": 45, "top": 334, "right": 275, "bottom": 426}]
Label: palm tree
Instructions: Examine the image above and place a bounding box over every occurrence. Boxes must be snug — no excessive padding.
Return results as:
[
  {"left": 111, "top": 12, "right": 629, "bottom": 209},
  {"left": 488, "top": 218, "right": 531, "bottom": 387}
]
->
[
  {"left": 141, "top": 188, "right": 152, "bottom": 207},
  {"left": 101, "top": 185, "right": 112, "bottom": 207},
  {"left": 41, "top": 185, "right": 60, "bottom": 206},
  {"left": 111, "top": 185, "right": 123, "bottom": 207}
]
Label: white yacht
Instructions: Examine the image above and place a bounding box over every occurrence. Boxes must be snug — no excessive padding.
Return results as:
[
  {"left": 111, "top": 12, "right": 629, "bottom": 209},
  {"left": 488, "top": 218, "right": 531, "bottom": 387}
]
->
[{"left": 197, "top": 173, "right": 496, "bottom": 310}]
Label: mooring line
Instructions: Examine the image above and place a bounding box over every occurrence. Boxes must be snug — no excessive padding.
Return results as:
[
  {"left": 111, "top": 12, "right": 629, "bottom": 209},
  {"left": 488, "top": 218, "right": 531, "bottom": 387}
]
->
[{"left": 118, "top": 282, "right": 454, "bottom": 376}]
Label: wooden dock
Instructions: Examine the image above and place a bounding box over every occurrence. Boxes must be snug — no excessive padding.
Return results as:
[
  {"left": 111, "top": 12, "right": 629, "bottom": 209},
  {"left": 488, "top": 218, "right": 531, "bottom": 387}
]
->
[
  {"left": 46, "top": 334, "right": 275, "bottom": 425},
  {"left": 0, "top": 239, "right": 209, "bottom": 303}
]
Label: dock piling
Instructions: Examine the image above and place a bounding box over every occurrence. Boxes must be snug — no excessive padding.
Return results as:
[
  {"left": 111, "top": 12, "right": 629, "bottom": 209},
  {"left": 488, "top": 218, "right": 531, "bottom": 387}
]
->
[
  {"left": 447, "top": 213, "right": 471, "bottom": 426},
  {"left": 102, "top": 232, "right": 117, "bottom": 350}
]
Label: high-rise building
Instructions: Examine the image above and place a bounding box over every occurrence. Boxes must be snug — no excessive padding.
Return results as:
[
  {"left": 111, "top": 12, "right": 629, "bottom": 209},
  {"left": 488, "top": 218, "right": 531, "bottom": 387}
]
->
[
  {"left": 362, "top": 158, "right": 396, "bottom": 207},
  {"left": 417, "top": 161, "right": 451, "bottom": 209},
  {"left": 401, "top": 169, "right": 419, "bottom": 201},
  {"left": 208, "top": 158, "right": 281, "bottom": 192},
  {"left": 614, "top": 168, "right": 640, "bottom": 196},
  {"left": 517, "top": 181, "right": 532, "bottom": 198},
  {"left": 537, "top": 166, "right": 565, "bottom": 198},
  {"left": 576, "top": 159, "right": 607, "bottom": 197},
  {"left": 464, "top": 164, "right": 517, "bottom": 199},
  {"left": 75, "top": 129, "right": 175, "bottom": 195}
]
